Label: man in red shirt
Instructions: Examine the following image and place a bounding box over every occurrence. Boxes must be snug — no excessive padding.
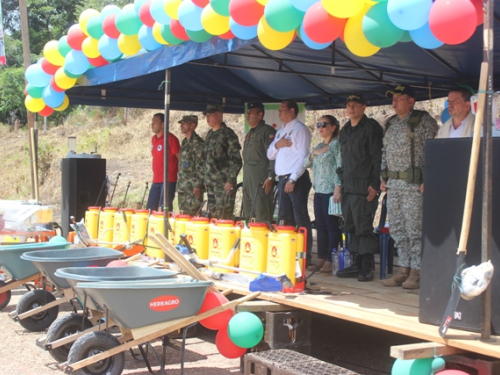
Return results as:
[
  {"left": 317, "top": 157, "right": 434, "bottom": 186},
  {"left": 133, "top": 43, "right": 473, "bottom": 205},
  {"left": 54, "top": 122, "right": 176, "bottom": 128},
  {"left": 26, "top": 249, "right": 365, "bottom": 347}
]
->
[{"left": 146, "top": 113, "right": 180, "bottom": 212}]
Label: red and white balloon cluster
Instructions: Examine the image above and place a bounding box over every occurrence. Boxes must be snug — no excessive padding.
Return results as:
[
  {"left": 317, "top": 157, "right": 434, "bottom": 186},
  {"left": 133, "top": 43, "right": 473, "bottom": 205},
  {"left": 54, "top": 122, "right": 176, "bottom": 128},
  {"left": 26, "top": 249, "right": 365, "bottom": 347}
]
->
[{"left": 24, "top": 0, "right": 484, "bottom": 116}]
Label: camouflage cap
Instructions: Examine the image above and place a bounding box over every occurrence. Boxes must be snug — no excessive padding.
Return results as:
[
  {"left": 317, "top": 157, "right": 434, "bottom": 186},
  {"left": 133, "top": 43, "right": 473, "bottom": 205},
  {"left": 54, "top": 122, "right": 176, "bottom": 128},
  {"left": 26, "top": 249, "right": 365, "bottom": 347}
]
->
[
  {"left": 344, "top": 94, "right": 366, "bottom": 105},
  {"left": 386, "top": 84, "right": 415, "bottom": 99},
  {"left": 203, "top": 104, "right": 223, "bottom": 114},
  {"left": 178, "top": 115, "right": 198, "bottom": 124},
  {"left": 247, "top": 101, "right": 264, "bottom": 110}
]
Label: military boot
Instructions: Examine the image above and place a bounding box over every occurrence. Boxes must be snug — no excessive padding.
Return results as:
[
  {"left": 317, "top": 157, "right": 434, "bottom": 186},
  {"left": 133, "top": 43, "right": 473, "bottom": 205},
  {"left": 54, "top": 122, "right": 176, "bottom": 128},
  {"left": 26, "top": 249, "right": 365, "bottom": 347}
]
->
[
  {"left": 336, "top": 253, "right": 360, "bottom": 278},
  {"left": 357, "top": 254, "right": 374, "bottom": 282},
  {"left": 381, "top": 267, "right": 410, "bottom": 287},
  {"left": 402, "top": 269, "right": 420, "bottom": 289}
]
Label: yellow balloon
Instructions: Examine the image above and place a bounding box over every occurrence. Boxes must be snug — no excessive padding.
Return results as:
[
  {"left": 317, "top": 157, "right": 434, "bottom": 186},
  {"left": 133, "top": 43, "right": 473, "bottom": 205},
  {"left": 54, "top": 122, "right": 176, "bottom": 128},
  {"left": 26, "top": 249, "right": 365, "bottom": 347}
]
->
[
  {"left": 43, "top": 40, "right": 65, "bottom": 67},
  {"left": 79, "top": 9, "right": 100, "bottom": 36},
  {"left": 153, "top": 23, "right": 169, "bottom": 45},
  {"left": 201, "top": 4, "right": 230, "bottom": 36},
  {"left": 118, "top": 34, "right": 141, "bottom": 56},
  {"left": 257, "top": 16, "right": 295, "bottom": 51},
  {"left": 55, "top": 68, "right": 77, "bottom": 90},
  {"left": 256, "top": 0, "right": 268, "bottom": 5},
  {"left": 321, "top": 0, "right": 365, "bottom": 19},
  {"left": 25, "top": 96, "right": 46, "bottom": 113},
  {"left": 81, "top": 37, "right": 101, "bottom": 59},
  {"left": 54, "top": 95, "right": 70, "bottom": 112},
  {"left": 344, "top": 4, "right": 380, "bottom": 57},
  {"left": 165, "top": 0, "right": 182, "bottom": 20}
]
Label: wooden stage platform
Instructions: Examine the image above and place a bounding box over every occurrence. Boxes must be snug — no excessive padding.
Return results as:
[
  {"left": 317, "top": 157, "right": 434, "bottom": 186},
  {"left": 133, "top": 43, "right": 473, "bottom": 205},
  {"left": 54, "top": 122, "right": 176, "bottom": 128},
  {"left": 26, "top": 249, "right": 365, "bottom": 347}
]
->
[{"left": 215, "top": 269, "right": 500, "bottom": 360}]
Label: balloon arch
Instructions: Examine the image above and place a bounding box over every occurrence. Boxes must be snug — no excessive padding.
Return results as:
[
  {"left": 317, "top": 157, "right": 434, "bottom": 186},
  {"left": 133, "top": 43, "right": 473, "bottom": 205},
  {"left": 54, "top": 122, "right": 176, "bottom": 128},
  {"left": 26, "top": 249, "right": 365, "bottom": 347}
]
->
[{"left": 24, "top": 0, "right": 484, "bottom": 117}]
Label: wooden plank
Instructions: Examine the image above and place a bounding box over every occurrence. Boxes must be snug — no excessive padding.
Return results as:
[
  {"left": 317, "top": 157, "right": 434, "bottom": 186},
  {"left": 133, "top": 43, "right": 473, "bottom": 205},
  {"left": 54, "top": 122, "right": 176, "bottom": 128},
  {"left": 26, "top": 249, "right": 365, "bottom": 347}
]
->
[
  {"left": 17, "top": 291, "right": 74, "bottom": 320},
  {"left": 390, "top": 342, "right": 465, "bottom": 359},
  {"left": 237, "top": 300, "right": 297, "bottom": 313}
]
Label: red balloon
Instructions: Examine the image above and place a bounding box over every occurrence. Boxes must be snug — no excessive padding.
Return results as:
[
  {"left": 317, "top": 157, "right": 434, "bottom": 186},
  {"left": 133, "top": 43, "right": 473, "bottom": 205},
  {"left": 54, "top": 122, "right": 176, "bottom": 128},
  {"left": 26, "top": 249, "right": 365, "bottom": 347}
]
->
[
  {"left": 229, "top": 0, "right": 265, "bottom": 27},
  {"left": 50, "top": 77, "right": 66, "bottom": 93},
  {"left": 41, "top": 58, "right": 60, "bottom": 74},
  {"left": 103, "top": 14, "right": 121, "bottom": 39},
  {"left": 88, "top": 55, "right": 109, "bottom": 67},
  {"left": 67, "top": 26, "right": 87, "bottom": 51},
  {"left": 39, "top": 106, "right": 54, "bottom": 117},
  {"left": 139, "top": 1, "right": 155, "bottom": 28},
  {"left": 106, "top": 260, "right": 127, "bottom": 267},
  {"left": 170, "top": 19, "right": 190, "bottom": 41},
  {"left": 197, "top": 291, "right": 234, "bottom": 330},
  {"left": 219, "top": 29, "right": 235, "bottom": 40},
  {"left": 470, "top": 0, "right": 484, "bottom": 25},
  {"left": 193, "top": 0, "right": 209, "bottom": 7},
  {"left": 302, "top": 3, "right": 346, "bottom": 44},
  {"left": 215, "top": 327, "right": 247, "bottom": 359},
  {"left": 24, "top": 86, "right": 28, "bottom": 96},
  {"left": 429, "top": 0, "right": 477, "bottom": 45}
]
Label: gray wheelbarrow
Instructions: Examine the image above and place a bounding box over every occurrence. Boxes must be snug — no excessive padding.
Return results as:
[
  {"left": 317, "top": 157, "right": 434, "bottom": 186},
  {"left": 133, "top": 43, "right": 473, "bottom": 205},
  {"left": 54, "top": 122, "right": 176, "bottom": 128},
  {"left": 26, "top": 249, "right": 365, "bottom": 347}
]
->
[{"left": 11, "top": 247, "right": 122, "bottom": 332}]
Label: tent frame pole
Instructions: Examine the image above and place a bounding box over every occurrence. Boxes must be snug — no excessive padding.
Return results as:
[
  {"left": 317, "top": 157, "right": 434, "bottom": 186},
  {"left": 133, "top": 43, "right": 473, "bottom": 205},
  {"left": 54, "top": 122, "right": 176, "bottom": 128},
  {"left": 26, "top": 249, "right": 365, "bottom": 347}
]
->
[{"left": 163, "top": 69, "right": 171, "bottom": 239}]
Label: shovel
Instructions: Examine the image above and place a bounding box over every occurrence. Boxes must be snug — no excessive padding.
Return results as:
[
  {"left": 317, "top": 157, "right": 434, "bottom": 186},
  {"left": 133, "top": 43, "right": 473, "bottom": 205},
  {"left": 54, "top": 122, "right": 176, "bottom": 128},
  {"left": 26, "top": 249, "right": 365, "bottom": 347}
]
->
[{"left": 439, "top": 62, "right": 488, "bottom": 338}]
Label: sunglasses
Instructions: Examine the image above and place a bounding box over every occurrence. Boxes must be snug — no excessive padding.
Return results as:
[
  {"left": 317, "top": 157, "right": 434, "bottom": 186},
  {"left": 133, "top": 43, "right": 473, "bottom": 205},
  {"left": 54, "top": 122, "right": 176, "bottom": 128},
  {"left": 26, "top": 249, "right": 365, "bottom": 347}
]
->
[{"left": 316, "top": 122, "right": 330, "bottom": 128}]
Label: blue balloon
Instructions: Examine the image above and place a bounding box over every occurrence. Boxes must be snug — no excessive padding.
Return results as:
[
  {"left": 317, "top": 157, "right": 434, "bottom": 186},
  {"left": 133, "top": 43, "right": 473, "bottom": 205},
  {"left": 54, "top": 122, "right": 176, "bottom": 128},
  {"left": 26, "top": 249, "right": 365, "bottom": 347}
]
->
[
  {"left": 178, "top": 0, "right": 204, "bottom": 31},
  {"left": 134, "top": 0, "right": 148, "bottom": 15},
  {"left": 42, "top": 85, "right": 65, "bottom": 108},
  {"left": 98, "top": 36, "right": 123, "bottom": 61},
  {"left": 150, "top": 0, "right": 171, "bottom": 25},
  {"left": 229, "top": 17, "right": 257, "bottom": 40},
  {"left": 101, "top": 4, "right": 121, "bottom": 21},
  {"left": 299, "top": 23, "right": 331, "bottom": 50},
  {"left": 441, "top": 107, "right": 451, "bottom": 124},
  {"left": 387, "top": 0, "right": 432, "bottom": 31},
  {"left": 290, "top": 0, "right": 317, "bottom": 12},
  {"left": 64, "top": 50, "right": 90, "bottom": 76},
  {"left": 409, "top": 22, "right": 444, "bottom": 49},
  {"left": 138, "top": 25, "right": 162, "bottom": 51},
  {"left": 25, "top": 64, "right": 52, "bottom": 88}
]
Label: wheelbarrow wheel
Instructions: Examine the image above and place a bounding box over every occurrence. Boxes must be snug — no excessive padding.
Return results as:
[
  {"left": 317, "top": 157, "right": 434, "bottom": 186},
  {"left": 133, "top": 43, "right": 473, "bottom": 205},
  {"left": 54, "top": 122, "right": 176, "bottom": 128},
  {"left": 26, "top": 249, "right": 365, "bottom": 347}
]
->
[
  {"left": 68, "top": 331, "right": 124, "bottom": 375},
  {"left": 16, "top": 289, "right": 58, "bottom": 332},
  {"left": 0, "top": 280, "right": 12, "bottom": 310},
  {"left": 46, "top": 313, "right": 94, "bottom": 362}
]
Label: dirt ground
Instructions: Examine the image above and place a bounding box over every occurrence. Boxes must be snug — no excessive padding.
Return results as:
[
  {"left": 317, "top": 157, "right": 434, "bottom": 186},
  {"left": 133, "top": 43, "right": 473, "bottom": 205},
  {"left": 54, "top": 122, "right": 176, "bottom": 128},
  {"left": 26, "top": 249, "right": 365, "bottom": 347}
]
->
[{"left": 0, "top": 285, "right": 243, "bottom": 375}]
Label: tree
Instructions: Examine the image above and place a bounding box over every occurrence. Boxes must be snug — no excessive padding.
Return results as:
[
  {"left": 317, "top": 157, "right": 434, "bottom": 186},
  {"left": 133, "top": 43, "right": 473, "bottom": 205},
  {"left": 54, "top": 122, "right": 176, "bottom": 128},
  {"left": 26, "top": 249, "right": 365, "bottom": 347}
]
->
[{"left": 0, "top": 66, "right": 26, "bottom": 124}]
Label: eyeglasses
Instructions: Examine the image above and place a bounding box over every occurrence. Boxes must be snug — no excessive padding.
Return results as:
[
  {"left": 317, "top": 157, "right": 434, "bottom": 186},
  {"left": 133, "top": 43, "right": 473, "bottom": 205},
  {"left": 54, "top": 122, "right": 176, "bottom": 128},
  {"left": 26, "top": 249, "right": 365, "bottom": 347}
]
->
[{"left": 316, "top": 122, "right": 330, "bottom": 128}]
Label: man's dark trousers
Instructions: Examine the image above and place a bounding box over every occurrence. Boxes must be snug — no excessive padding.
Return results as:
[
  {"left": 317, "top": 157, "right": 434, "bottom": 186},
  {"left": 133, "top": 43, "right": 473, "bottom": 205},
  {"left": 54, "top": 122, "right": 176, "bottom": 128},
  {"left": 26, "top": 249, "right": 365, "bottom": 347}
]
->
[
  {"left": 277, "top": 171, "right": 313, "bottom": 262},
  {"left": 146, "top": 182, "right": 176, "bottom": 211},
  {"left": 341, "top": 192, "right": 379, "bottom": 255}
]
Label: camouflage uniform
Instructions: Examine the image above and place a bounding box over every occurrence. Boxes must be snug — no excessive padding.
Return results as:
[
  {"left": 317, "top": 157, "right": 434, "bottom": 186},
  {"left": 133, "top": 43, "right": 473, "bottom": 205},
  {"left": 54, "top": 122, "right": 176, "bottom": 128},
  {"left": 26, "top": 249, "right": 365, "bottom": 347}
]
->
[
  {"left": 177, "top": 131, "right": 205, "bottom": 216},
  {"left": 381, "top": 110, "right": 438, "bottom": 270},
  {"left": 204, "top": 122, "right": 243, "bottom": 220},
  {"left": 242, "top": 120, "right": 276, "bottom": 223}
]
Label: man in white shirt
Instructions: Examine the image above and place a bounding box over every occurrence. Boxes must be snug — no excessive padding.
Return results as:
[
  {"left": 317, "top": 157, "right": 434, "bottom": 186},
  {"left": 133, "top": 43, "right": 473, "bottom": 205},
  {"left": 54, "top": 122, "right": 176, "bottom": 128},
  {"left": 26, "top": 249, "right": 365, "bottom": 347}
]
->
[
  {"left": 437, "top": 87, "right": 475, "bottom": 138},
  {"left": 267, "top": 100, "right": 313, "bottom": 263}
]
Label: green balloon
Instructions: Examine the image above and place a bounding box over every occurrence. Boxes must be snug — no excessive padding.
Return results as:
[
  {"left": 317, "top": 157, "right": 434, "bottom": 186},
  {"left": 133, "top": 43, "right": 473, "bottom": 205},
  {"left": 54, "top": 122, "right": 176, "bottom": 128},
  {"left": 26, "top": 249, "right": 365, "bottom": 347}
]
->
[
  {"left": 86, "top": 16, "right": 104, "bottom": 40},
  {"left": 227, "top": 312, "right": 264, "bottom": 349},
  {"left": 160, "top": 25, "right": 183, "bottom": 45},
  {"left": 58, "top": 36, "right": 72, "bottom": 57},
  {"left": 362, "top": 2, "right": 404, "bottom": 48},
  {"left": 26, "top": 84, "right": 44, "bottom": 99},
  {"left": 63, "top": 67, "right": 80, "bottom": 79},
  {"left": 399, "top": 31, "right": 412, "bottom": 43},
  {"left": 115, "top": 8, "right": 142, "bottom": 36},
  {"left": 264, "top": 0, "right": 304, "bottom": 33},
  {"left": 186, "top": 29, "right": 212, "bottom": 43},
  {"left": 210, "top": 0, "right": 230, "bottom": 17}
]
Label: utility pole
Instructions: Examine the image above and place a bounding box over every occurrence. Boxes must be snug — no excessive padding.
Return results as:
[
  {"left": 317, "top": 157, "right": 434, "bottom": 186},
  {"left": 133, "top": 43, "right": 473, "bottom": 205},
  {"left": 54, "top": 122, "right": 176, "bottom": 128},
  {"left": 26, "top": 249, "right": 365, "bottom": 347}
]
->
[{"left": 19, "top": 0, "right": 39, "bottom": 202}]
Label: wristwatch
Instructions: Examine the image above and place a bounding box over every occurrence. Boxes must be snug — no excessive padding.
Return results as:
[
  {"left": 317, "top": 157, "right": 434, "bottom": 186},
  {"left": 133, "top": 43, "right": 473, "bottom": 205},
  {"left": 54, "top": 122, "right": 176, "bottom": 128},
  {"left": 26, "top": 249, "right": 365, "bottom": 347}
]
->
[{"left": 288, "top": 179, "right": 295, "bottom": 184}]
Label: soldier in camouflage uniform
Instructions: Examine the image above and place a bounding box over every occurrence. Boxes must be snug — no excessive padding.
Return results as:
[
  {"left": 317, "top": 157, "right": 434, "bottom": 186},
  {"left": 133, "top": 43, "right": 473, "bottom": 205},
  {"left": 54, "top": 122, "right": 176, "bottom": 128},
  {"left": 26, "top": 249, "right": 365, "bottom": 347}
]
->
[
  {"left": 203, "top": 104, "right": 243, "bottom": 220},
  {"left": 242, "top": 101, "right": 276, "bottom": 223},
  {"left": 380, "top": 85, "right": 439, "bottom": 289},
  {"left": 177, "top": 115, "right": 205, "bottom": 216}
]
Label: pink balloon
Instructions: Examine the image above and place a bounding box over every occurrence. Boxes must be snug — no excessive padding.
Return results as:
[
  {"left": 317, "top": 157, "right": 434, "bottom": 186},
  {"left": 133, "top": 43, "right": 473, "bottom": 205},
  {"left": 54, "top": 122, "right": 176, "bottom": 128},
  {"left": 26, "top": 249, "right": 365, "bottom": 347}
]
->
[
  {"left": 192, "top": 0, "right": 209, "bottom": 6},
  {"left": 170, "top": 19, "right": 190, "bottom": 41},
  {"left": 302, "top": 2, "right": 346, "bottom": 44},
  {"left": 102, "top": 14, "right": 121, "bottom": 39},
  {"left": 139, "top": 1, "right": 155, "bottom": 28},
  {"left": 215, "top": 327, "right": 247, "bottom": 359},
  {"left": 436, "top": 370, "right": 470, "bottom": 375},
  {"left": 429, "top": 0, "right": 477, "bottom": 45},
  {"left": 229, "top": 0, "right": 264, "bottom": 27}
]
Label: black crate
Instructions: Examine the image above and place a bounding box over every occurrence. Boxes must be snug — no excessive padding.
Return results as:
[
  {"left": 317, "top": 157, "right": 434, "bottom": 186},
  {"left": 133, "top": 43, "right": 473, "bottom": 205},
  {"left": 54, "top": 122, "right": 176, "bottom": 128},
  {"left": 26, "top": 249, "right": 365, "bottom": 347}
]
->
[
  {"left": 281, "top": 360, "right": 360, "bottom": 375},
  {"left": 444, "top": 354, "right": 500, "bottom": 375},
  {"left": 265, "top": 311, "right": 312, "bottom": 350}
]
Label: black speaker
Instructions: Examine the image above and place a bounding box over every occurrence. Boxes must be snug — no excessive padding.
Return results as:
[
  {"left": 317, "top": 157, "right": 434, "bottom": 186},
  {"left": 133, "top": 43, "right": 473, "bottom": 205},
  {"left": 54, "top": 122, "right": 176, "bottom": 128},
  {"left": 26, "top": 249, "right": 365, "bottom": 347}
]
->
[
  {"left": 61, "top": 157, "right": 106, "bottom": 236},
  {"left": 419, "top": 138, "right": 500, "bottom": 334}
]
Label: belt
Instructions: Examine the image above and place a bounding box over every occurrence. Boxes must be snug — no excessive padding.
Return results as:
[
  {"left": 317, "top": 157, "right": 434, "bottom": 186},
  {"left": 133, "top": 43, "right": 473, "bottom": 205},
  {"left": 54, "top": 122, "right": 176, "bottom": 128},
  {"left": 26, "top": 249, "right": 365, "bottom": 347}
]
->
[
  {"left": 387, "top": 171, "right": 408, "bottom": 179},
  {"left": 278, "top": 174, "right": 291, "bottom": 179}
]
